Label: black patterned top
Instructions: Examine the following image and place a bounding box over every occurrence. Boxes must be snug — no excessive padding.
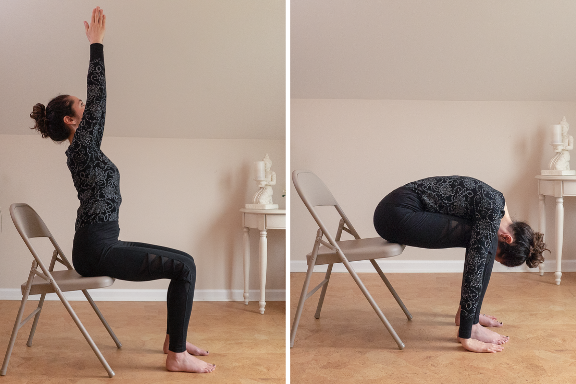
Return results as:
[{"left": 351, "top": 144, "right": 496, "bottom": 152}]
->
[
  {"left": 66, "top": 44, "right": 121, "bottom": 231},
  {"left": 404, "top": 176, "right": 505, "bottom": 338}
]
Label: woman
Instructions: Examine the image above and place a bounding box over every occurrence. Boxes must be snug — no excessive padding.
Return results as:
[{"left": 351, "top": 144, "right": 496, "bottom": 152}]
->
[
  {"left": 373, "top": 176, "right": 547, "bottom": 353},
  {"left": 29, "top": 7, "right": 214, "bottom": 373}
]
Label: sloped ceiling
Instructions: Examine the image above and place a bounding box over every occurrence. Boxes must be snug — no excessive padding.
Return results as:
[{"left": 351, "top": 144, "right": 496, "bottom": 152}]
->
[
  {"left": 0, "top": 0, "right": 285, "bottom": 139},
  {"left": 291, "top": 0, "right": 576, "bottom": 101}
]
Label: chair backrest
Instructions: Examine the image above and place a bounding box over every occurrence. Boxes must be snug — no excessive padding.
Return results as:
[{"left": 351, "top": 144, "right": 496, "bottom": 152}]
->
[
  {"left": 292, "top": 170, "right": 360, "bottom": 245},
  {"left": 292, "top": 170, "right": 338, "bottom": 208},
  {"left": 10, "top": 203, "right": 52, "bottom": 239},
  {"left": 9, "top": 203, "right": 73, "bottom": 281}
]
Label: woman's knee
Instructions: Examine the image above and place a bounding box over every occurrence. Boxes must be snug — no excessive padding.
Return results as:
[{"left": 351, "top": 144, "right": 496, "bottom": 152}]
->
[
  {"left": 374, "top": 202, "right": 411, "bottom": 242},
  {"left": 176, "top": 253, "right": 196, "bottom": 282},
  {"left": 183, "top": 253, "right": 195, "bottom": 273}
]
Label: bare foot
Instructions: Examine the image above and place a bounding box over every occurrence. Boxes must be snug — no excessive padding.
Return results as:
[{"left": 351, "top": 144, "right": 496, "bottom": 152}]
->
[
  {"left": 470, "top": 323, "right": 509, "bottom": 345},
  {"left": 455, "top": 306, "right": 503, "bottom": 327},
  {"left": 458, "top": 337, "right": 504, "bottom": 353},
  {"left": 163, "top": 334, "right": 209, "bottom": 356},
  {"left": 166, "top": 351, "right": 215, "bottom": 373},
  {"left": 479, "top": 314, "right": 503, "bottom": 327}
]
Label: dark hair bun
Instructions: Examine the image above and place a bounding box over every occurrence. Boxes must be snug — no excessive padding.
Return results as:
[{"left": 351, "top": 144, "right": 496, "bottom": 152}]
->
[
  {"left": 29, "top": 95, "right": 73, "bottom": 142},
  {"left": 526, "top": 232, "right": 548, "bottom": 268},
  {"left": 30, "top": 103, "right": 50, "bottom": 138}
]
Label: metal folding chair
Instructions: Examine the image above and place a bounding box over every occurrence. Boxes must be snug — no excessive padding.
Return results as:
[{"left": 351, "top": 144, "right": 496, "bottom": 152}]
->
[
  {"left": 1, "top": 203, "right": 122, "bottom": 378},
  {"left": 290, "top": 170, "right": 412, "bottom": 349}
]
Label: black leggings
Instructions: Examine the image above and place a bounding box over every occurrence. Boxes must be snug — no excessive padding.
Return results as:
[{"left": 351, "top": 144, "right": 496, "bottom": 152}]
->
[
  {"left": 373, "top": 186, "right": 497, "bottom": 338},
  {"left": 72, "top": 221, "right": 196, "bottom": 353}
]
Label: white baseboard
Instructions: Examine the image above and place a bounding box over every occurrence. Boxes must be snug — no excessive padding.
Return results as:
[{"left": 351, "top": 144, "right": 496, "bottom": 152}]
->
[
  {"left": 290, "top": 259, "right": 576, "bottom": 274},
  {"left": 0, "top": 289, "right": 286, "bottom": 302}
]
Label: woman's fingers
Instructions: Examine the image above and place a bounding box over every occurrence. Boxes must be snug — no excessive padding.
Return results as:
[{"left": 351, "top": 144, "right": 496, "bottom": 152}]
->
[
  {"left": 487, "top": 343, "right": 504, "bottom": 353},
  {"left": 97, "top": 8, "right": 105, "bottom": 28},
  {"left": 85, "top": 7, "right": 105, "bottom": 44},
  {"left": 459, "top": 337, "right": 505, "bottom": 353},
  {"left": 91, "top": 7, "right": 103, "bottom": 25}
]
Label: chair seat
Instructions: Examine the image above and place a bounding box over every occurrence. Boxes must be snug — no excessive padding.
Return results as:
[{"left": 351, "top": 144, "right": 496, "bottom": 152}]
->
[
  {"left": 306, "top": 237, "right": 405, "bottom": 266},
  {"left": 21, "top": 270, "right": 115, "bottom": 296}
]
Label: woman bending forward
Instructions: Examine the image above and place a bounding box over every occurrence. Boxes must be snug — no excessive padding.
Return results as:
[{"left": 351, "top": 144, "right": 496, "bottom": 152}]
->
[
  {"left": 30, "top": 7, "right": 214, "bottom": 373},
  {"left": 373, "top": 176, "right": 546, "bottom": 353}
]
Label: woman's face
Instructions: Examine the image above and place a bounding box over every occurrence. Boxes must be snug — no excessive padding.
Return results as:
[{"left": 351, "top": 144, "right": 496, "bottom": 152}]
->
[{"left": 68, "top": 96, "right": 85, "bottom": 123}]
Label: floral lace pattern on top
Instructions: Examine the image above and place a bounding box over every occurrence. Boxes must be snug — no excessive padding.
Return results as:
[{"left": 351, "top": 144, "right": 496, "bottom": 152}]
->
[
  {"left": 66, "top": 44, "right": 121, "bottom": 231},
  {"left": 404, "top": 176, "right": 505, "bottom": 330}
]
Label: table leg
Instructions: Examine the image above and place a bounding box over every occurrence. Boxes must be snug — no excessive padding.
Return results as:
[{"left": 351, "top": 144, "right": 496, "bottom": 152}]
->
[
  {"left": 555, "top": 197, "right": 564, "bottom": 285},
  {"left": 243, "top": 227, "right": 250, "bottom": 305},
  {"left": 538, "top": 194, "right": 546, "bottom": 276},
  {"left": 259, "top": 229, "right": 268, "bottom": 315}
]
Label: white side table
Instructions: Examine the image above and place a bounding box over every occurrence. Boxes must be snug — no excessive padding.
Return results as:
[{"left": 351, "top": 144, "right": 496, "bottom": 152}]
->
[
  {"left": 241, "top": 208, "right": 286, "bottom": 314},
  {"left": 536, "top": 175, "right": 576, "bottom": 285}
]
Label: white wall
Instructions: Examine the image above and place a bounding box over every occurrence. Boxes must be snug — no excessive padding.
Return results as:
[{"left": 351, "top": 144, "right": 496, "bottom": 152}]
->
[
  {"left": 291, "top": 99, "right": 576, "bottom": 273},
  {"left": 0, "top": 135, "right": 286, "bottom": 299}
]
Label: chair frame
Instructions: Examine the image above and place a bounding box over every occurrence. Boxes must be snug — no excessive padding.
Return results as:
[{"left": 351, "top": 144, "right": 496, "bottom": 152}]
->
[
  {"left": 290, "top": 170, "right": 412, "bottom": 349},
  {"left": 1, "top": 203, "right": 122, "bottom": 378}
]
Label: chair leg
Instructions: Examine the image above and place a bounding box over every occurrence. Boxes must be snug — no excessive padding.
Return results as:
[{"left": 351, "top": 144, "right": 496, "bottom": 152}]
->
[
  {"left": 290, "top": 260, "right": 317, "bottom": 348},
  {"left": 26, "top": 293, "right": 46, "bottom": 347},
  {"left": 314, "top": 264, "right": 333, "bottom": 319},
  {"left": 1, "top": 294, "right": 30, "bottom": 376},
  {"left": 54, "top": 289, "right": 115, "bottom": 378},
  {"left": 1, "top": 264, "right": 38, "bottom": 376},
  {"left": 370, "top": 259, "right": 413, "bottom": 320},
  {"left": 341, "top": 256, "right": 405, "bottom": 350},
  {"left": 82, "top": 290, "right": 122, "bottom": 349}
]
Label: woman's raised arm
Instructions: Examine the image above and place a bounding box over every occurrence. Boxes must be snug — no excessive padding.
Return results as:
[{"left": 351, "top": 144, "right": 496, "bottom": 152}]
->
[{"left": 73, "top": 7, "right": 107, "bottom": 148}]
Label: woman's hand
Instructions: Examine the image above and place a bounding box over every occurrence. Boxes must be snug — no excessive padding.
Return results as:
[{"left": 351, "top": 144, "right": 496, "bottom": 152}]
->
[{"left": 84, "top": 6, "right": 106, "bottom": 44}]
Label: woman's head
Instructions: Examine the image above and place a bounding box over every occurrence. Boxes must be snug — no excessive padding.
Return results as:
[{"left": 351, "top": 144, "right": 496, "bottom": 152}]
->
[
  {"left": 30, "top": 95, "right": 84, "bottom": 143},
  {"left": 497, "top": 221, "right": 547, "bottom": 268}
]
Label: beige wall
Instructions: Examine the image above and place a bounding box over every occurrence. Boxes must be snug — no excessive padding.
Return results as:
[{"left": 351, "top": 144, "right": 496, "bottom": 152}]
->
[
  {"left": 0, "top": 134, "right": 286, "bottom": 295},
  {"left": 0, "top": 0, "right": 285, "bottom": 140},
  {"left": 0, "top": 0, "right": 286, "bottom": 299},
  {"left": 291, "top": 99, "right": 576, "bottom": 270},
  {"left": 291, "top": 0, "right": 576, "bottom": 101}
]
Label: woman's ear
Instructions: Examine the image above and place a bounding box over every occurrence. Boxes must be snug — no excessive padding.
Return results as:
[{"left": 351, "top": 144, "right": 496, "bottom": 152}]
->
[
  {"left": 63, "top": 115, "right": 77, "bottom": 126},
  {"left": 499, "top": 233, "right": 513, "bottom": 244}
]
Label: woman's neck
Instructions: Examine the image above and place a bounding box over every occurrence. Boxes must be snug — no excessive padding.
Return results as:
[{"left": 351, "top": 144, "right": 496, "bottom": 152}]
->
[
  {"left": 68, "top": 126, "right": 77, "bottom": 144},
  {"left": 498, "top": 203, "right": 514, "bottom": 238}
]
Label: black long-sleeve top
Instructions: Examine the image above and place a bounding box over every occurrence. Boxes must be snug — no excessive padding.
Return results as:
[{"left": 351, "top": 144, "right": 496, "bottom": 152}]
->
[
  {"left": 66, "top": 44, "right": 122, "bottom": 231},
  {"left": 404, "top": 176, "right": 505, "bottom": 338}
]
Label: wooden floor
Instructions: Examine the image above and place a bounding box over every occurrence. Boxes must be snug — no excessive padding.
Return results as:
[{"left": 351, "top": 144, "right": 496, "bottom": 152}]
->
[
  {"left": 291, "top": 271, "right": 576, "bottom": 384},
  {"left": 0, "top": 300, "right": 285, "bottom": 383}
]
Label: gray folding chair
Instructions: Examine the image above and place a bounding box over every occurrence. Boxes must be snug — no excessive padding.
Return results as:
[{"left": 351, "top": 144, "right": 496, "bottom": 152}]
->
[
  {"left": 1, "top": 203, "right": 122, "bottom": 378},
  {"left": 290, "top": 170, "right": 412, "bottom": 349}
]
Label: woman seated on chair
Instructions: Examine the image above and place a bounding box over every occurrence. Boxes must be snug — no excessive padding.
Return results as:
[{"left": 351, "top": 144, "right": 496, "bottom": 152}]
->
[
  {"left": 29, "top": 7, "right": 214, "bottom": 373},
  {"left": 373, "top": 176, "right": 547, "bottom": 353}
]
